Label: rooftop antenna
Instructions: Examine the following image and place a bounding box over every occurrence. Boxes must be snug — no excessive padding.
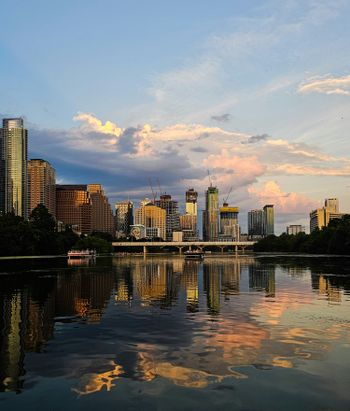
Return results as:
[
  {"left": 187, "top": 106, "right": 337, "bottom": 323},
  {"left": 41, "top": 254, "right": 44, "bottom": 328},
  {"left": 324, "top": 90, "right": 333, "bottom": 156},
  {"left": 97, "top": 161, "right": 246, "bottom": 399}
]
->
[{"left": 207, "top": 169, "right": 212, "bottom": 187}]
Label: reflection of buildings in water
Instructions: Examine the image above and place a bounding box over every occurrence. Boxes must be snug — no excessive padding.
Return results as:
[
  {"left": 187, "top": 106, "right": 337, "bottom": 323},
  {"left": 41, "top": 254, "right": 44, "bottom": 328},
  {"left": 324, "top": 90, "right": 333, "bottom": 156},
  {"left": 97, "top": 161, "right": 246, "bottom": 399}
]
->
[
  {"left": 132, "top": 259, "right": 179, "bottom": 308},
  {"left": 311, "top": 274, "right": 342, "bottom": 303},
  {"left": 221, "top": 258, "right": 240, "bottom": 299},
  {"left": 182, "top": 261, "right": 199, "bottom": 312},
  {"left": 55, "top": 270, "right": 115, "bottom": 323},
  {"left": 203, "top": 262, "right": 221, "bottom": 314},
  {"left": 0, "top": 292, "right": 26, "bottom": 392},
  {"left": 249, "top": 265, "right": 276, "bottom": 297}
]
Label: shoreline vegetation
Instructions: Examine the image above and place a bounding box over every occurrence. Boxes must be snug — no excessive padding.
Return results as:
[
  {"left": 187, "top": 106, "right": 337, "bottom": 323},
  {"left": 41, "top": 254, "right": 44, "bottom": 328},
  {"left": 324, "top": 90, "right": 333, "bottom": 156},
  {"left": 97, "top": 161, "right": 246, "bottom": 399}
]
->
[
  {"left": 0, "top": 205, "right": 113, "bottom": 257},
  {"left": 254, "top": 215, "right": 350, "bottom": 255}
]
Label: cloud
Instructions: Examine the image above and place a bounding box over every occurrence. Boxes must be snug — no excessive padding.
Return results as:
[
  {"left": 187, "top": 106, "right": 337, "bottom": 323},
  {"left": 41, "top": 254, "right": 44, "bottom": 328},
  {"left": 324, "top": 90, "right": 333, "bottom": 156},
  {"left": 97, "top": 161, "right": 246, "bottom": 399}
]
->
[
  {"left": 248, "top": 181, "right": 318, "bottom": 214},
  {"left": 211, "top": 113, "right": 231, "bottom": 123},
  {"left": 298, "top": 74, "right": 350, "bottom": 96},
  {"left": 243, "top": 134, "right": 269, "bottom": 144}
]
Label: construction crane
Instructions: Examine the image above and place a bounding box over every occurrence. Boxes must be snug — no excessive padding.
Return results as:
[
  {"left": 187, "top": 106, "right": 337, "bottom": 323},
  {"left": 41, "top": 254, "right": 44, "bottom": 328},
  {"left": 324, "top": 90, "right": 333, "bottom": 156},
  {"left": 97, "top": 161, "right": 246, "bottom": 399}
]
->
[
  {"left": 157, "top": 178, "right": 163, "bottom": 197},
  {"left": 207, "top": 169, "right": 212, "bottom": 187},
  {"left": 148, "top": 178, "right": 157, "bottom": 203},
  {"left": 223, "top": 186, "right": 233, "bottom": 206}
]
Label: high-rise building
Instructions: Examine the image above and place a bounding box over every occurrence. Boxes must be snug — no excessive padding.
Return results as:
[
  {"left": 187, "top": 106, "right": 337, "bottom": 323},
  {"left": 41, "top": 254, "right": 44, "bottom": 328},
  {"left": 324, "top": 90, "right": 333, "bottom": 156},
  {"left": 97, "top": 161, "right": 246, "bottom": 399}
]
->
[
  {"left": 180, "top": 188, "right": 198, "bottom": 241},
  {"left": 135, "top": 203, "right": 166, "bottom": 240},
  {"left": 56, "top": 185, "right": 92, "bottom": 234},
  {"left": 263, "top": 205, "right": 274, "bottom": 236},
  {"left": 155, "top": 194, "right": 181, "bottom": 241},
  {"left": 203, "top": 186, "right": 219, "bottom": 241},
  {"left": 87, "top": 184, "right": 114, "bottom": 235},
  {"left": 28, "top": 159, "right": 56, "bottom": 217},
  {"left": 248, "top": 209, "right": 264, "bottom": 238},
  {"left": 310, "top": 198, "right": 344, "bottom": 232},
  {"left": 0, "top": 118, "right": 28, "bottom": 218},
  {"left": 185, "top": 188, "right": 198, "bottom": 215},
  {"left": 115, "top": 200, "right": 133, "bottom": 237},
  {"left": 219, "top": 204, "right": 240, "bottom": 241},
  {"left": 325, "top": 198, "right": 339, "bottom": 213}
]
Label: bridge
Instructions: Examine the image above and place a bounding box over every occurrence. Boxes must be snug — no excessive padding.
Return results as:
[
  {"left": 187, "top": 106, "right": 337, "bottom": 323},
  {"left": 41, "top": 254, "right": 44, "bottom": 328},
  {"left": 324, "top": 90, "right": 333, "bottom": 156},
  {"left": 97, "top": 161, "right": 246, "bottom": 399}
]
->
[{"left": 112, "top": 241, "right": 256, "bottom": 255}]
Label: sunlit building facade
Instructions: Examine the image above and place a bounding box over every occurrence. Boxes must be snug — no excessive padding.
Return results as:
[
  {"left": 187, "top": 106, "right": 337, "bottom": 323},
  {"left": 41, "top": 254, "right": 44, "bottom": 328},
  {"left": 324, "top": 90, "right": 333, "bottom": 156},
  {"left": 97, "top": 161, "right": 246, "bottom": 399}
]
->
[
  {"left": 263, "top": 204, "right": 274, "bottom": 236},
  {"left": 310, "top": 198, "right": 344, "bottom": 232},
  {"left": 28, "top": 159, "right": 56, "bottom": 217},
  {"left": 155, "top": 194, "right": 181, "bottom": 241},
  {"left": 88, "top": 184, "right": 114, "bottom": 235},
  {"left": 203, "top": 186, "right": 219, "bottom": 241},
  {"left": 56, "top": 185, "right": 92, "bottom": 234},
  {"left": 135, "top": 203, "right": 166, "bottom": 240},
  {"left": 219, "top": 204, "right": 240, "bottom": 241},
  {"left": 180, "top": 188, "right": 198, "bottom": 241},
  {"left": 0, "top": 118, "right": 28, "bottom": 218}
]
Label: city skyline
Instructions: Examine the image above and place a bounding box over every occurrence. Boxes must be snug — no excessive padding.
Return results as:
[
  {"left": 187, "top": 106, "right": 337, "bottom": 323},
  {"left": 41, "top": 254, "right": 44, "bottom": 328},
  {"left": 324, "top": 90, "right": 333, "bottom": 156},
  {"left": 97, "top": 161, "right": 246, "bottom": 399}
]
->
[{"left": 1, "top": 1, "right": 350, "bottom": 233}]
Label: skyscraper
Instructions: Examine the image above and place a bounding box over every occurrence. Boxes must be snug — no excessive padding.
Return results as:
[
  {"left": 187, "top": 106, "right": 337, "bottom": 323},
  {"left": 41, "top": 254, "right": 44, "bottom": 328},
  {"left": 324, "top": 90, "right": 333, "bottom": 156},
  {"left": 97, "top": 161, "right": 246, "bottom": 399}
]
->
[
  {"left": 0, "top": 118, "right": 28, "bottom": 218},
  {"left": 219, "top": 204, "right": 240, "bottom": 241},
  {"left": 28, "top": 159, "right": 56, "bottom": 217},
  {"left": 155, "top": 194, "right": 181, "bottom": 241},
  {"left": 87, "top": 184, "right": 115, "bottom": 235},
  {"left": 135, "top": 203, "right": 166, "bottom": 240},
  {"left": 180, "top": 188, "right": 198, "bottom": 241},
  {"left": 115, "top": 200, "right": 134, "bottom": 237},
  {"left": 263, "top": 204, "right": 274, "bottom": 236},
  {"left": 248, "top": 209, "right": 264, "bottom": 237},
  {"left": 310, "top": 198, "right": 343, "bottom": 232},
  {"left": 56, "top": 185, "right": 92, "bottom": 234},
  {"left": 203, "top": 186, "right": 219, "bottom": 241}
]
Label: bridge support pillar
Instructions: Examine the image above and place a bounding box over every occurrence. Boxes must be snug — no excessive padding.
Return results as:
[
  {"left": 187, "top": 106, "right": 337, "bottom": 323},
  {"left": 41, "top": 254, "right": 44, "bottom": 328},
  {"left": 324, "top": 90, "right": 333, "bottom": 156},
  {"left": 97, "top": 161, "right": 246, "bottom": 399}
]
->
[
  {"left": 235, "top": 245, "right": 238, "bottom": 254},
  {"left": 178, "top": 246, "right": 183, "bottom": 255},
  {"left": 220, "top": 246, "right": 225, "bottom": 253},
  {"left": 143, "top": 245, "right": 147, "bottom": 255}
]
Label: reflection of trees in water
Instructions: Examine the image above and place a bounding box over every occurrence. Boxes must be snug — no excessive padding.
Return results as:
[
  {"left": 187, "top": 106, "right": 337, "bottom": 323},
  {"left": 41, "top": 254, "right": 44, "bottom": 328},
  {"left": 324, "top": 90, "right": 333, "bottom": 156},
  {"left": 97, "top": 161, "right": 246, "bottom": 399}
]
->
[{"left": 249, "top": 265, "right": 276, "bottom": 297}]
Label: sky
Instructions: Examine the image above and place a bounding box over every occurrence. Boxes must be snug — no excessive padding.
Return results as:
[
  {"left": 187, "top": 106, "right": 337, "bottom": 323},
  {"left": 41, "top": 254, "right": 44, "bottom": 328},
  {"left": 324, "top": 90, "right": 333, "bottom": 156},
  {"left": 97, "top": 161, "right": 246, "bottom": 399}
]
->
[{"left": 1, "top": 0, "right": 350, "bottom": 233}]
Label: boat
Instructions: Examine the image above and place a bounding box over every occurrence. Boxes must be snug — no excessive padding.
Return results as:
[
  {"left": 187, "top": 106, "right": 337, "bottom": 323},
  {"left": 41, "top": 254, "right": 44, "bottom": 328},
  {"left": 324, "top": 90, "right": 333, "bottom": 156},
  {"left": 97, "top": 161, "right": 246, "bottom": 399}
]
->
[
  {"left": 67, "top": 249, "right": 96, "bottom": 259},
  {"left": 184, "top": 250, "right": 204, "bottom": 260}
]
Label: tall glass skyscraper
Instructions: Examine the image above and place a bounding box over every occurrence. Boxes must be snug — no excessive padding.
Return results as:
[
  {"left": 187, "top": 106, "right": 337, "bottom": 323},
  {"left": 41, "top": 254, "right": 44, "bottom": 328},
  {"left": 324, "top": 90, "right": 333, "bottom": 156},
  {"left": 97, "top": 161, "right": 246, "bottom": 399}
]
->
[{"left": 0, "top": 118, "right": 28, "bottom": 218}]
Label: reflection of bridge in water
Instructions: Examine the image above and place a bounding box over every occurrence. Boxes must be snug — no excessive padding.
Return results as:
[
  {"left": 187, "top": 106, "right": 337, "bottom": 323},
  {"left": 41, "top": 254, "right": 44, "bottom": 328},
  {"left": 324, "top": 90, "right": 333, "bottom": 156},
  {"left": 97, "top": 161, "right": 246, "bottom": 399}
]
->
[{"left": 112, "top": 241, "right": 256, "bottom": 254}]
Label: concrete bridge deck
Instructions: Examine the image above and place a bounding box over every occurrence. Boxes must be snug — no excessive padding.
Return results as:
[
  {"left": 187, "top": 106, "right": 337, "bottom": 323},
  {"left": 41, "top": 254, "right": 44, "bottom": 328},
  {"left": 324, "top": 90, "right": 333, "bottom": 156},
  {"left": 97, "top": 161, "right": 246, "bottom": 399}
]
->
[{"left": 112, "top": 241, "right": 255, "bottom": 254}]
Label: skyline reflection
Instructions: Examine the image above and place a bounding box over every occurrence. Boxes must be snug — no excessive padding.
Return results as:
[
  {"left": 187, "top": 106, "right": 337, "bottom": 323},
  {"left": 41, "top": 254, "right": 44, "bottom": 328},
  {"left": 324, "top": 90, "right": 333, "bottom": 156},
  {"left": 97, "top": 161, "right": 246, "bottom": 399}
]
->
[{"left": 0, "top": 256, "right": 349, "bottom": 405}]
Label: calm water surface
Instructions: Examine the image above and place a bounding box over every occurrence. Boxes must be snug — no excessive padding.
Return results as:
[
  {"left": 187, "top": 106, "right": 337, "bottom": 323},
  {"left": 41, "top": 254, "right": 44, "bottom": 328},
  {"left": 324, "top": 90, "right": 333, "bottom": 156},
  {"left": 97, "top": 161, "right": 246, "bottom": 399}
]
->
[{"left": 0, "top": 255, "right": 349, "bottom": 410}]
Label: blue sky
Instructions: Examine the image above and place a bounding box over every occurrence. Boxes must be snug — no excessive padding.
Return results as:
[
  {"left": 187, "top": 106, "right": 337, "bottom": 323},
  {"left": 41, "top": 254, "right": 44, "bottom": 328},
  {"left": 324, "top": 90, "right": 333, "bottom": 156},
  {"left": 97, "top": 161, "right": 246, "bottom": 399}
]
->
[{"left": 1, "top": 0, "right": 350, "bottom": 232}]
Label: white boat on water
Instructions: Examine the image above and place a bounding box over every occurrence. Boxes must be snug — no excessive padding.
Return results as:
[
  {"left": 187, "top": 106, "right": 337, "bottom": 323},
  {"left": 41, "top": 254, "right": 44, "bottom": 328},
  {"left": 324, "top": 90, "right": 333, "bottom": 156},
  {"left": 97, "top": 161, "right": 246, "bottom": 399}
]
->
[{"left": 67, "top": 249, "right": 96, "bottom": 259}]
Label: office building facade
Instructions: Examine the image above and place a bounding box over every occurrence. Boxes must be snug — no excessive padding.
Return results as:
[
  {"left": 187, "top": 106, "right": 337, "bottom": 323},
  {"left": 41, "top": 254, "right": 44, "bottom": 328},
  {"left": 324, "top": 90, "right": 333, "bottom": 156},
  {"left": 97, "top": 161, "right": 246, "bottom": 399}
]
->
[
  {"left": 56, "top": 185, "right": 92, "bottom": 234},
  {"left": 180, "top": 188, "right": 198, "bottom": 241},
  {"left": 263, "top": 204, "right": 274, "bottom": 236},
  {"left": 203, "top": 186, "right": 219, "bottom": 241},
  {"left": 219, "top": 204, "right": 240, "bottom": 241},
  {"left": 248, "top": 209, "right": 264, "bottom": 237},
  {"left": 286, "top": 225, "right": 305, "bottom": 235},
  {"left": 28, "top": 159, "right": 56, "bottom": 217},
  {"left": 135, "top": 203, "right": 166, "bottom": 240},
  {"left": 0, "top": 118, "right": 28, "bottom": 218},
  {"left": 87, "top": 184, "right": 115, "bottom": 235},
  {"left": 310, "top": 198, "right": 344, "bottom": 232},
  {"left": 155, "top": 194, "right": 181, "bottom": 241},
  {"left": 115, "top": 200, "right": 133, "bottom": 237}
]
